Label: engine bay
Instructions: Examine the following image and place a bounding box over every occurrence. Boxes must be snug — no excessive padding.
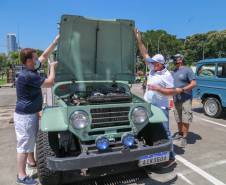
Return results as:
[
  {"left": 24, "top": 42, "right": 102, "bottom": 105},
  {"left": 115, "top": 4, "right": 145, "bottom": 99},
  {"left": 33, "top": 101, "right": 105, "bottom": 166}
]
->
[{"left": 54, "top": 82, "right": 132, "bottom": 105}]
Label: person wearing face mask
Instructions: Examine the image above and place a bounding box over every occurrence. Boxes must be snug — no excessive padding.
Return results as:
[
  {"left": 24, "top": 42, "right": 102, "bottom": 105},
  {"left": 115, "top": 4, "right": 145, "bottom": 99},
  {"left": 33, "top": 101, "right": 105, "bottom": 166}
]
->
[
  {"left": 14, "top": 35, "right": 59, "bottom": 185},
  {"left": 134, "top": 29, "right": 183, "bottom": 169}
]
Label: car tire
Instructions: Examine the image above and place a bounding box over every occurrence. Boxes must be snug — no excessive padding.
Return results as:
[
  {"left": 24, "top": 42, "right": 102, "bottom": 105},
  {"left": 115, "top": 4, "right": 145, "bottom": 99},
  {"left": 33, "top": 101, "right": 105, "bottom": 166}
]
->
[
  {"left": 203, "top": 97, "right": 223, "bottom": 118},
  {"left": 36, "top": 131, "right": 61, "bottom": 185}
]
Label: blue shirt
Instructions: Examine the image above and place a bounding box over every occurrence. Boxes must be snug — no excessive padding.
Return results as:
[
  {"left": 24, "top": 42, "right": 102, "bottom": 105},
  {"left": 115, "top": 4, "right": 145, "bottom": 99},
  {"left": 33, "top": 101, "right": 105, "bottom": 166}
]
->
[
  {"left": 15, "top": 68, "right": 45, "bottom": 114},
  {"left": 172, "top": 66, "right": 195, "bottom": 102}
]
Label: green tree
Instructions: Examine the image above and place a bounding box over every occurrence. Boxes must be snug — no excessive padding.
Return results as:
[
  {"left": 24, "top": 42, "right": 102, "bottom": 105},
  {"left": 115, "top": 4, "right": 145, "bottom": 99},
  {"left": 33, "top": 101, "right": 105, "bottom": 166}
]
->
[
  {"left": 0, "top": 53, "right": 7, "bottom": 70},
  {"left": 142, "top": 30, "right": 183, "bottom": 59},
  {"left": 184, "top": 30, "right": 226, "bottom": 65},
  {"left": 183, "top": 33, "right": 208, "bottom": 65},
  {"left": 9, "top": 51, "right": 20, "bottom": 65},
  {"left": 206, "top": 31, "right": 226, "bottom": 58}
]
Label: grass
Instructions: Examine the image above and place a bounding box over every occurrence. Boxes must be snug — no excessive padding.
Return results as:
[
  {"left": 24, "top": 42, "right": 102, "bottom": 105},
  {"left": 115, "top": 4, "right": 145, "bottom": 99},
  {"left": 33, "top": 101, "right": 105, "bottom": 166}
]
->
[{"left": 0, "top": 77, "right": 7, "bottom": 86}]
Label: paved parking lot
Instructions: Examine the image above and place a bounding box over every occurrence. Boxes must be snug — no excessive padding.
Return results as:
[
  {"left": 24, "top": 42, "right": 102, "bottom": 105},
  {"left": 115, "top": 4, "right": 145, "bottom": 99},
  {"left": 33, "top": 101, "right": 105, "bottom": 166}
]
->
[{"left": 0, "top": 86, "right": 226, "bottom": 185}]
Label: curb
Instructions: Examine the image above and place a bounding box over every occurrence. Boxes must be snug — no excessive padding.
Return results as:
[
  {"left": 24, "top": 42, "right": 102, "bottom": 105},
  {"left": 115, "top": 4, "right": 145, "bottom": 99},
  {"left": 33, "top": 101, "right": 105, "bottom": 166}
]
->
[{"left": 0, "top": 83, "right": 14, "bottom": 88}]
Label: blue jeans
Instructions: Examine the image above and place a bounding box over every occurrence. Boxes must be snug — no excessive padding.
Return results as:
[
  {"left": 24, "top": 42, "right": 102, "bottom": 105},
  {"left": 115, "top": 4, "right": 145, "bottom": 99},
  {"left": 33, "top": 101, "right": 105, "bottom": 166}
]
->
[
  {"left": 161, "top": 108, "right": 171, "bottom": 137},
  {"left": 161, "top": 108, "right": 175, "bottom": 160}
]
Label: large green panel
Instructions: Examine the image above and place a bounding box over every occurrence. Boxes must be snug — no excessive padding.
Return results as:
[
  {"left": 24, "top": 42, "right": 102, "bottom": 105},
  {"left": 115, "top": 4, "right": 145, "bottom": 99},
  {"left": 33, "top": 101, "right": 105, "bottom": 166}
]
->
[
  {"left": 41, "top": 107, "right": 68, "bottom": 132},
  {"left": 56, "top": 15, "right": 136, "bottom": 82}
]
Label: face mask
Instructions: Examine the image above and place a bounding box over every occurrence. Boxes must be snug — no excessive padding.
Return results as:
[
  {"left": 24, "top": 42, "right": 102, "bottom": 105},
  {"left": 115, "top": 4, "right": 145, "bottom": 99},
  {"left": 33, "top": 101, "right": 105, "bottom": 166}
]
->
[{"left": 34, "top": 59, "right": 41, "bottom": 70}]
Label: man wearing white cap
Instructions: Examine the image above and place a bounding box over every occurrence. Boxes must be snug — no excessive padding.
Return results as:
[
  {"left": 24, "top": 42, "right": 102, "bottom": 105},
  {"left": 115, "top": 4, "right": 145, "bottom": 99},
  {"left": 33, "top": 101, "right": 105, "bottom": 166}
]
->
[{"left": 134, "top": 29, "right": 182, "bottom": 168}]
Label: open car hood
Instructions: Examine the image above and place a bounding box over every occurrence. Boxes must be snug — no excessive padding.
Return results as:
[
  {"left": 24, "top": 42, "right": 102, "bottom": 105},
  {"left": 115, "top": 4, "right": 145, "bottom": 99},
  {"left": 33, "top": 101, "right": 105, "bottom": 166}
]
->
[{"left": 56, "top": 15, "right": 136, "bottom": 83}]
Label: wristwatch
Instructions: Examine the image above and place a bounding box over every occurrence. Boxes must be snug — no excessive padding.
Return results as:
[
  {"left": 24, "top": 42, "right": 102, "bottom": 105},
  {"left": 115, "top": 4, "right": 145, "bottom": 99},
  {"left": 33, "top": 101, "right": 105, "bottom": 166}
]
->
[{"left": 181, "top": 88, "right": 185, "bottom": 93}]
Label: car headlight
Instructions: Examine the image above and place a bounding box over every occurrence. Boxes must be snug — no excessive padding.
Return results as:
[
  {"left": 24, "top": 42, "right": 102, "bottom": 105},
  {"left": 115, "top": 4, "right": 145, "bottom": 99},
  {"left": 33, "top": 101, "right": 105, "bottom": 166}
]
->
[
  {"left": 70, "top": 111, "right": 89, "bottom": 129},
  {"left": 131, "top": 107, "right": 148, "bottom": 124}
]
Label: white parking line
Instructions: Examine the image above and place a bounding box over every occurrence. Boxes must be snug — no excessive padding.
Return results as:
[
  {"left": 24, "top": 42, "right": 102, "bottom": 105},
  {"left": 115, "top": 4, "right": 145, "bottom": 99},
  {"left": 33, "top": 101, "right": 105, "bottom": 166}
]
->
[
  {"left": 177, "top": 173, "right": 194, "bottom": 185},
  {"left": 195, "top": 116, "right": 226, "bottom": 128},
  {"left": 180, "top": 160, "right": 226, "bottom": 176},
  {"left": 176, "top": 155, "right": 226, "bottom": 185}
]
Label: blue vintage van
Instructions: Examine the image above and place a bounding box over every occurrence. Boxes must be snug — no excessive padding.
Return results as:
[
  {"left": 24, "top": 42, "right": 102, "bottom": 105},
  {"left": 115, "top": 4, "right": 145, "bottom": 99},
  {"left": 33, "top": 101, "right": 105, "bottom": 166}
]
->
[{"left": 194, "top": 58, "right": 226, "bottom": 118}]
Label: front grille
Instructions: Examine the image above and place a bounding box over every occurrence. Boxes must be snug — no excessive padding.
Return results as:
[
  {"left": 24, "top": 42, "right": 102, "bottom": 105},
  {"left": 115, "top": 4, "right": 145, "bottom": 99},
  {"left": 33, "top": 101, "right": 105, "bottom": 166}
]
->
[{"left": 90, "top": 107, "right": 130, "bottom": 129}]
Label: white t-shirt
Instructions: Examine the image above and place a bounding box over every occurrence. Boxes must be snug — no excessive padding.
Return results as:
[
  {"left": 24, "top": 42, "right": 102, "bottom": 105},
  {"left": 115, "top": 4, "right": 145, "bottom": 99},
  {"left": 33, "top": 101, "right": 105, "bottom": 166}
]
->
[{"left": 144, "top": 63, "right": 174, "bottom": 108}]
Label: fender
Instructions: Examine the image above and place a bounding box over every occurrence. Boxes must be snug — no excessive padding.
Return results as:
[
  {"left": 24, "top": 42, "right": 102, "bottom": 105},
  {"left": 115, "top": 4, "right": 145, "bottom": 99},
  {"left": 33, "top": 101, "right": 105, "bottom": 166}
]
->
[
  {"left": 149, "top": 104, "right": 168, "bottom": 123},
  {"left": 41, "top": 106, "right": 68, "bottom": 132}
]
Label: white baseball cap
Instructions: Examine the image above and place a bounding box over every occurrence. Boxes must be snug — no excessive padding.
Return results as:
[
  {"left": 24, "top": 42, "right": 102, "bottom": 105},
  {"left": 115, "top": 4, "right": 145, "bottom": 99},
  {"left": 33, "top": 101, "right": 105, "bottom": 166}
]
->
[{"left": 146, "top": 54, "right": 165, "bottom": 65}]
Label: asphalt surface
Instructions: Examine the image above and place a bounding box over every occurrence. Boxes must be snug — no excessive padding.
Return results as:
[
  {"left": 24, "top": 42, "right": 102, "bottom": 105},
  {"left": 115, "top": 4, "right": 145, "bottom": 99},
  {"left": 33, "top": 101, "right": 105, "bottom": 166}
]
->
[{"left": 0, "top": 85, "right": 226, "bottom": 185}]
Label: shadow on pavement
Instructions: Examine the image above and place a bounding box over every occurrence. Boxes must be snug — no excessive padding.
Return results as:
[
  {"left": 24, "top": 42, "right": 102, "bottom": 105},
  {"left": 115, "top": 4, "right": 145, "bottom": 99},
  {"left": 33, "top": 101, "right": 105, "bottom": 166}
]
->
[
  {"left": 187, "top": 132, "right": 202, "bottom": 144},
  {"left": 192, "top": 107, "right": 203, "bottom": 114},
  {"left": 65, "top": 168, "right": 178, "bottom": 185},
  {"left": 173, "top": 145, "right": 185, "bottom": 155},
  {"left": 173, "top": 132, "right": 202, "bottom": 155}
]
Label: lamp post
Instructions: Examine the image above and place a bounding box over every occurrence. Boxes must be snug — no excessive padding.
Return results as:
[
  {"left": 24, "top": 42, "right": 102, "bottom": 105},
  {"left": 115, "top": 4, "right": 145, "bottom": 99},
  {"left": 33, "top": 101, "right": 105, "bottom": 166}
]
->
[
  {"left": 157, "top": 34, "right": 164, "bottom": 53},
  {"left": 184, "top": 38, "right": 188, "bottom": 48},
  {"left": 218, "top": 34, "right": 224, "bottom": 58},
  {"left": 146, "top": 42, "right": 149, "bottom": 74},
  {"left": 202, "top": 42, "right": 206, "bottom": 60}
]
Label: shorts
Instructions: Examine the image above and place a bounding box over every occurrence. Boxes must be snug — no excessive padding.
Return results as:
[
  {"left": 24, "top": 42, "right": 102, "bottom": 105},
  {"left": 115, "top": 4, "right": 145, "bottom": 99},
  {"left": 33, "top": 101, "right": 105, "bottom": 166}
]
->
[
  {"left": 173, "top": 99, "right": 193, "bottom": 124},
  {"left": 14, "top": 112, "right": 39, "bottom": 153}
]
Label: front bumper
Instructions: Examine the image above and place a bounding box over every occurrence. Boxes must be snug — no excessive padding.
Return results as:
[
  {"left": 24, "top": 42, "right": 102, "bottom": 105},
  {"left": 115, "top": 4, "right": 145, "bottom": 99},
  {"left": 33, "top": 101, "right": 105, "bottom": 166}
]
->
[{"left": 47, "top": 141, "right": 172, "bottom": 171}]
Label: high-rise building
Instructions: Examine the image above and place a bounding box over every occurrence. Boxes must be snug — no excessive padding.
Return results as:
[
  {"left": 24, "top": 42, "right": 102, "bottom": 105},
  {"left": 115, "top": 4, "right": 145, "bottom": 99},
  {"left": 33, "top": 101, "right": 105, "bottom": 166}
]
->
[{"left": 6, "top": 33, "right": 18, "bottom": 53}]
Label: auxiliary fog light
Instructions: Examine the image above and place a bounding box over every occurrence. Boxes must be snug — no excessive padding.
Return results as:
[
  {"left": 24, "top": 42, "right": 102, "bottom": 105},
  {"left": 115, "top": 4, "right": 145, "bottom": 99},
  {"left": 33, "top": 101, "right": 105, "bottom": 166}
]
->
[
  {"left": 122, "top": 133, "right": 135, "bottom": 147},
  {"left": 95, "top": 136, "right": 110, "bottom": 151}
]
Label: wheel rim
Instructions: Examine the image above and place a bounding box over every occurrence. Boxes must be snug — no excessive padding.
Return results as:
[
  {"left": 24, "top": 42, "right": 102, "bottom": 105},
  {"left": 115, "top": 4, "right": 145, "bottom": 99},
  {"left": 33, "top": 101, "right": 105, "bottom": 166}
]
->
[{"left": 204, "top": 99, "right": 218, "bottom": 116}]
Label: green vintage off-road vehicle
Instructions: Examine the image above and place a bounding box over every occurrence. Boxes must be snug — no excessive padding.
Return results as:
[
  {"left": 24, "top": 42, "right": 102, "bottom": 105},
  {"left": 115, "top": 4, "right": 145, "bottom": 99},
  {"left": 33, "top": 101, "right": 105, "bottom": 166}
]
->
[{"left": 36, "top": 15, "right": 173, "bottom": 185}]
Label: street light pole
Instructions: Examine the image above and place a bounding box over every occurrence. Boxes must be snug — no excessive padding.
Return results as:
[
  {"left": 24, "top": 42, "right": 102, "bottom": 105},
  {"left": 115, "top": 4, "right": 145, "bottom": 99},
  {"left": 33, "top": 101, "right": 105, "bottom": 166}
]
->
[
  {"left": 184, "top": 38, "right": 188, "bottom": 48},
  {"left": 157, "top": 34, "right": 164, "bottom": 53},
  {"left": 202, "top": 42, "right": 205, "bottom": 60},
  {"left": 146, "top": 42, "right": 149, "bottom": 74}
]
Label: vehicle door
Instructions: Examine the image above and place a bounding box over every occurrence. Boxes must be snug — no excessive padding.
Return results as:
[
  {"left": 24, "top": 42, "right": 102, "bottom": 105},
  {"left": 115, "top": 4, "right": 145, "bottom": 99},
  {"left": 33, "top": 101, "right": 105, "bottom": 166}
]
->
[
  {"left": 216, "top": 62, "right": 226, "bottom": 107},
  {"left": 194, "top": 63, "right": 217, "bottom": 99}
]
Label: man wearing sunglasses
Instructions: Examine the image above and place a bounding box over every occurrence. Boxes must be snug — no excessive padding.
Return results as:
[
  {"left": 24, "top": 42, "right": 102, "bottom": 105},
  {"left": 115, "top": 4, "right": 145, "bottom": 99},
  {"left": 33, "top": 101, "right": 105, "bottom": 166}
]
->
[{"left": 172, "top": 54, "right": 196, "bottom": 147}]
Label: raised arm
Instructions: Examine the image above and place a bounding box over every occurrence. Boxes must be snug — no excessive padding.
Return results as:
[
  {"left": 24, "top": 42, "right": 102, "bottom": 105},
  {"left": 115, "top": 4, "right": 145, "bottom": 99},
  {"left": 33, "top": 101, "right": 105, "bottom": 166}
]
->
[
  {"left": 134, "top": 29, "right": 150, "bottom": 62},
  {"left": 38, "top": 34, "right": 60, "bottom": 64},
  {"left": 42, "top": 62, "right": 58, "bottom": 88}
]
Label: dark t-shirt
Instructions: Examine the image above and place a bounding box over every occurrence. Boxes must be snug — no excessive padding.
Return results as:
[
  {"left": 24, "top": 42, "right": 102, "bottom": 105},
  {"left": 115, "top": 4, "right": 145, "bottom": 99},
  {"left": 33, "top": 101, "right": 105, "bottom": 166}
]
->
[
  {"left": 172, "top": 66, "right": 195, "bottom": 102},
  {"left": 15, "top": 68, "right": 45, "bottom": 114}
]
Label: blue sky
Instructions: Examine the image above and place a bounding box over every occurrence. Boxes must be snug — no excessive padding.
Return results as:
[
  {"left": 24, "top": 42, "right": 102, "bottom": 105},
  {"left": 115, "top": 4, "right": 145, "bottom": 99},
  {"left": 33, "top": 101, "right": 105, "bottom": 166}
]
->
[{"left": 1, "top": 0, "right": 226, "bottom": 53}]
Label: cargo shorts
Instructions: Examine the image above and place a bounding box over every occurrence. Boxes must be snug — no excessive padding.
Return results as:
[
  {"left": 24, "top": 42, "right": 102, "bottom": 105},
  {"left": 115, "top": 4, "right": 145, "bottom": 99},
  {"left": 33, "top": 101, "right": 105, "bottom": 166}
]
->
[
  {"left": 173, "top": 99, "right": 193, "bottom": 124},
  {"left": 14, "top": 112, "right": 39, "bottom": 153}
]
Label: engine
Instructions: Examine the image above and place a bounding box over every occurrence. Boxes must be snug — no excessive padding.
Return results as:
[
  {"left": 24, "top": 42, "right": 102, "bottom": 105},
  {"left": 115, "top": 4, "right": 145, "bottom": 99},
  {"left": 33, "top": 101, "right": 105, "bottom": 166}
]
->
[{"left": 56, "top": 82, "right": 132, "bottom": 105}]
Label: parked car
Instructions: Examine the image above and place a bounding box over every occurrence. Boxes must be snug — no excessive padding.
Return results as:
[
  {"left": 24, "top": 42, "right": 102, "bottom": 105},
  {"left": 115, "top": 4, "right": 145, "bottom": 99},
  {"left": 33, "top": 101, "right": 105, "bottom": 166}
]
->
[
  {"left": 193, "top": 58, "right": 226, "bottom": 117},
  {"left": 36, "top": 15, "right": 173, "bottom": 185}
]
